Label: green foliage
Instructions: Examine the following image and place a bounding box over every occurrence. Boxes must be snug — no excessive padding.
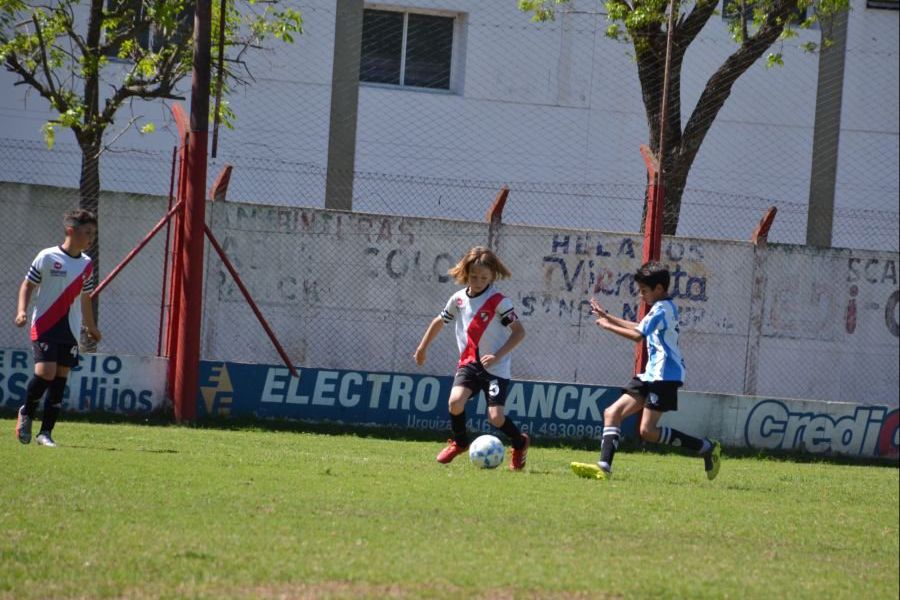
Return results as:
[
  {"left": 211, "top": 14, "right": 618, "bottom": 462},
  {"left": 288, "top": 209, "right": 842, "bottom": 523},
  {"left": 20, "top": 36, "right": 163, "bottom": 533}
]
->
[
  {"left": 1, "top": 419, "right": 897, "bottom": 599},
  {"left": 517, "top": 0, "right": 569, "bottom": 22},
  {"left": 520, "top": 0, "right": 849, "bottom": 52},
  {"left": 0, "top": 0, "right": 302, "bottom": 144},
  {"left": 40, "top": 121, "right": 55, "bottom": 149}
]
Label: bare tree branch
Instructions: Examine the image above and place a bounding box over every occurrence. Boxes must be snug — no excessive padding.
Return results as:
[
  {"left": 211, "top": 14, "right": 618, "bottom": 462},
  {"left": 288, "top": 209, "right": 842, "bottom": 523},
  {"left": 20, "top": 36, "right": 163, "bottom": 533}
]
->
[
  {"left": 31, "top": 14, "right": 59, "bottom": 104},
  {"left": 681, "top": 0, "right": 795, "bottom": 153},
  {"left": 5, "top": 53, "right": 70, "bottom": 115},
  {"left": 676, "top": 0, "right": 718, "bottom": 52}
]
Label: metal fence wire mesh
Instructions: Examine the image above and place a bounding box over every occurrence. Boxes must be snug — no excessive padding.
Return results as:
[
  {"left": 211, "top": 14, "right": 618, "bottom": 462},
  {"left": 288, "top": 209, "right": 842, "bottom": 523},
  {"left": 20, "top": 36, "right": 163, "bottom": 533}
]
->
[{"left": 0, "top": 0, "right": 897, "bottom": 405}]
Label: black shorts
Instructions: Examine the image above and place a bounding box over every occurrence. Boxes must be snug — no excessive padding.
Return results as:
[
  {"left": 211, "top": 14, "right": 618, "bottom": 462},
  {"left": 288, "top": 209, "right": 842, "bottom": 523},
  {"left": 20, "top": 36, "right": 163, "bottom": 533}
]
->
[
  {"left": 32, "top": 340, "right": 80, "bottom": 368},
  {"left": 623, "top": 377, "right": 682, "bottom": 413},
  {"left": 453, "top": 362, "right": 510, "bottom": 407}
]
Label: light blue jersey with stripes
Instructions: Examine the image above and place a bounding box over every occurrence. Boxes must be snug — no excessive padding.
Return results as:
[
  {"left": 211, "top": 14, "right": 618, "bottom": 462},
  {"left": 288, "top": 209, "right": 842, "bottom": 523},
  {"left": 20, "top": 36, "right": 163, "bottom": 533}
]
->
[{"left": 635, "top": 298, "right": 685, "bottom": 383}]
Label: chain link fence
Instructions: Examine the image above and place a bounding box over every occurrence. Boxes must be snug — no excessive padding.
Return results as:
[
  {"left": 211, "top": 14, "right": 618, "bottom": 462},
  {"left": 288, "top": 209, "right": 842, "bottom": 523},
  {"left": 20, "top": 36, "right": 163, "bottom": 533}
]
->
[{"left": 1, "top": 0, "right": 897, "bottom": 405}]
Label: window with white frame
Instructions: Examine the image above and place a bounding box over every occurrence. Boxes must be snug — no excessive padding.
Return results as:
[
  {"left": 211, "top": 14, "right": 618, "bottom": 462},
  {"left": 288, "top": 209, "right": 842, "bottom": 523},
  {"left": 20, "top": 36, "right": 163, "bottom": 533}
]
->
[{"left": 359, "top": 8, "right": 456, "bottom": 91}]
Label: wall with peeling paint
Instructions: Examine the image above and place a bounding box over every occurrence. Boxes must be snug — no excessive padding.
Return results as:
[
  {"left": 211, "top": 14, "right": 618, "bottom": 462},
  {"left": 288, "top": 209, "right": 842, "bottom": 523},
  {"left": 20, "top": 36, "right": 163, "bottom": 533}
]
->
[{"left": 2, "top": 184, "right": 896, "bottom": 405}]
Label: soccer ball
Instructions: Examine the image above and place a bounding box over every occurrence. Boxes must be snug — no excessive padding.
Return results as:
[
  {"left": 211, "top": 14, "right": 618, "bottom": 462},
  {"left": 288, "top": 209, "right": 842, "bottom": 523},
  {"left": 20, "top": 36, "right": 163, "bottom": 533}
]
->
[{"left": 469, "top": 435, "right": 505, "bottom": 469}]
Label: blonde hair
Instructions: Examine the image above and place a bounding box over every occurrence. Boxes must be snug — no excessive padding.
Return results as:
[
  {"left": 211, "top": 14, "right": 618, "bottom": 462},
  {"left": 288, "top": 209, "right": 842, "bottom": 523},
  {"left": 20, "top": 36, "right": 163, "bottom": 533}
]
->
[{"left": 448, "top": 246, "right": 512, "bottom": 285}]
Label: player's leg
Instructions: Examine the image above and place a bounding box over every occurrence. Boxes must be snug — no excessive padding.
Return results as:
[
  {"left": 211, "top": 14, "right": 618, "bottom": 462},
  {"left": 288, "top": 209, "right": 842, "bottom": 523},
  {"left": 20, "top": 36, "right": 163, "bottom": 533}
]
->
[
  {"left": 642, "top": 383, "right": 720, "bottom": 480},
  {"left": 436, "top": 378, "right": 475, "bottom": 463},
  {"left": 571, "top": 389, "right": 644, "bottom": 479},
  {"left": 37, "top": 347, "right": 75, "bottom": 447},
  {"left": 17, "top": 343, "right": 58, "bottom": 444},
  {"left": 482, "top": 376, "right": 529, "bottom": 470},
  {"left": 641, "top": 383, "right": 704, "bottom": 450},
  {"left": 599, "top": 391, "right": 644, "bottom": 472}
]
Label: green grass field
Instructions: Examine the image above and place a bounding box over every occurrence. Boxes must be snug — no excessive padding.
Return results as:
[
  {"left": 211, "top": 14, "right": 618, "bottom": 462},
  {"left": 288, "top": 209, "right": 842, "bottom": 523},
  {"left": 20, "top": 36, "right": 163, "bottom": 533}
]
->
[{"left": 1, "top": 419, "right": 897, "bottom": 600}]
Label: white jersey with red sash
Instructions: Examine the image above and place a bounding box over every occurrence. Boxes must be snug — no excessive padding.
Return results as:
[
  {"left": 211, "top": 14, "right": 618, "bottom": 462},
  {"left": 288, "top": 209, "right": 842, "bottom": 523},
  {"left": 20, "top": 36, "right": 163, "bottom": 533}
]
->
[
  {"left": 440, "top": 285, "right": 518, "bottom": 379},
  {"left": 26, "top": 246, "right": 94, "bottom": 344}
]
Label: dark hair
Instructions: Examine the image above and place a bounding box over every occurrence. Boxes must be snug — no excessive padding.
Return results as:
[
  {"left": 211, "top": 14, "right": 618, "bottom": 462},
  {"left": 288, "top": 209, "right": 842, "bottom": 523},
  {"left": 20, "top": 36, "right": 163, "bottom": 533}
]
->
[
  {"left": 634, "top": 261, "right": 670, "bottom": 292},
  {"left": 63, "top": 209, "right": 97, "bottom": 229}
]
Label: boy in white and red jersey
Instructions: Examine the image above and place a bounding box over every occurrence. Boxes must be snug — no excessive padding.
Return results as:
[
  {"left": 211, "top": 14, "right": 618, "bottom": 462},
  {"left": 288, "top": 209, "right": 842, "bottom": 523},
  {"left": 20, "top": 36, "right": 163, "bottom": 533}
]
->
[
  {"left": 414, "top": 246, "right": 530, "bottom": 470},
  {"left": 14, "top": 209, "right": 102, "bottom": 447}
]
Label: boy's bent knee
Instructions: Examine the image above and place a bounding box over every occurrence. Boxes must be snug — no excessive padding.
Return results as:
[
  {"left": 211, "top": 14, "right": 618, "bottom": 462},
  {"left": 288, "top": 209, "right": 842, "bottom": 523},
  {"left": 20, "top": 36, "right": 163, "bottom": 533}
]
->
[
  {"left": 603, "top": 406, "right": 620, "bottom": 423},
  {"left": 639, "top": 424, "right": 660, "bottom": 443}
]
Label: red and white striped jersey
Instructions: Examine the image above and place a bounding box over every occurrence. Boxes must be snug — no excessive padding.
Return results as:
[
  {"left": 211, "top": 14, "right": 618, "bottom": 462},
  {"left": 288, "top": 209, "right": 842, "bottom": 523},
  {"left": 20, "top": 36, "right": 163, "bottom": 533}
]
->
[
  {"left": 26, "top": 246, "right": 94, "bottom": 344},
  {"left": 440, "top": 285, "right": 518, "bottom": 379}
]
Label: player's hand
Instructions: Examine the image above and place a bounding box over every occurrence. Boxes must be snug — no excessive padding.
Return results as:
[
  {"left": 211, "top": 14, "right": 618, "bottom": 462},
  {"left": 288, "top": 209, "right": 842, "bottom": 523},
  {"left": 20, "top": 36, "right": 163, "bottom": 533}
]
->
[
  {"left": 14, "top": 312, "right": 27, "bottom": 327},
  {"left": 413, "top": 347, "right": 426, "bottom": 366},
  {"left": 480, "top": 354, "right": 496, "bottom": 369},
  {"left": 590, "top": 297, "right": 608, "bottom": 318},
  {"left": 85, "top": 326, "right": 102, "bottom": 342},
  {"left": 595, "top": 317, "right": 613, "bottom": 330}
]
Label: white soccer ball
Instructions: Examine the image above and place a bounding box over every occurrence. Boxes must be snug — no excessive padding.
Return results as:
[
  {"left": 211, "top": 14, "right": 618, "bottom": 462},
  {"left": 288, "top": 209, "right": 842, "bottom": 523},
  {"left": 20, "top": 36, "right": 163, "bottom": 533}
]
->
[{"left": 468, "top": 434, "right": 505, "bottom": 469}]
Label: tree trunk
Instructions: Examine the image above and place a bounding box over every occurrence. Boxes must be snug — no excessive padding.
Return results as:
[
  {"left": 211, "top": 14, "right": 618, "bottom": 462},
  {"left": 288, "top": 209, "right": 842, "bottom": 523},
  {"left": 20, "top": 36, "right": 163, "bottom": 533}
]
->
[
  {"left": 79, "top": 0, "right": 104, "bottom": 351},
  {"left": 639, "top": 148, "right": 689, "bottom": 235},
  {"left": 78, "top": 136, "right": 102, "bottom": 351},
  {"left": 634, "top": 0, "right": 795, "bottom": 236}
]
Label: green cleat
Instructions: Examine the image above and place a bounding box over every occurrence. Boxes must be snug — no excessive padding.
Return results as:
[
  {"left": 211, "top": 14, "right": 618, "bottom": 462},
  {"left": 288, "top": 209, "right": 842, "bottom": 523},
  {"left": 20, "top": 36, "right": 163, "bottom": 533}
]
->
[
  {"left": 570, "top": 462, "right": 610, "bottom": 480},
  {"left": 703, "top": 441, "right": 721, "bottom": 481}
]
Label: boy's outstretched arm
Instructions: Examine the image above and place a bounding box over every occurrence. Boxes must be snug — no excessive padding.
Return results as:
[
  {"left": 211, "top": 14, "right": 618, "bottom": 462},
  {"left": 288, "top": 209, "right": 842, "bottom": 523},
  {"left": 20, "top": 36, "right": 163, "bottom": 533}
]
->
[
  {"left": 414, "top": 316, "right": 444, "bottom": 365},
  {"left": 15, "top": 280, "right": 34, "bottom": 327},
  {"left": 596, "top": 317, "right": 643, "bottom": 343},
  {"left": 590, "top": 297, "right": 638, "bottom": 328}
]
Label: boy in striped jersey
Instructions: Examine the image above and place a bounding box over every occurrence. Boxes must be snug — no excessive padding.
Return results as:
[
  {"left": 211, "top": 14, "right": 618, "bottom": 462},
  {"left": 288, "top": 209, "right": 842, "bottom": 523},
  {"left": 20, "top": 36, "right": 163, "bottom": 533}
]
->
[
  {"left": 414, "top": 246, "right": 530, "bottom": 470},
  {"left": 14, "top": 209, "right": 102, "bottom": 447},
  {"left": 571, "top": 262, "right": 721, "bottom": 481}
]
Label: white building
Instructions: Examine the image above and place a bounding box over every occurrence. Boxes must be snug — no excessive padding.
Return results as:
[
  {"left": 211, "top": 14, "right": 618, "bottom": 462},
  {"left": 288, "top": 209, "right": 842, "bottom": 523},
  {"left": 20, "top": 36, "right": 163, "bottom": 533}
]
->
[{"left": 1, "top": 0, "right": 897, "bottom": 249}]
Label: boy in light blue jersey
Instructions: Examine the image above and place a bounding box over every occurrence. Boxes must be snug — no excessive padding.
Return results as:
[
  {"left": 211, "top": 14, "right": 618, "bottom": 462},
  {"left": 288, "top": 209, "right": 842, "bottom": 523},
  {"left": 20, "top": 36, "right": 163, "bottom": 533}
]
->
[{"left": 571, "top": 262, "right": 721, "bottom": 481}]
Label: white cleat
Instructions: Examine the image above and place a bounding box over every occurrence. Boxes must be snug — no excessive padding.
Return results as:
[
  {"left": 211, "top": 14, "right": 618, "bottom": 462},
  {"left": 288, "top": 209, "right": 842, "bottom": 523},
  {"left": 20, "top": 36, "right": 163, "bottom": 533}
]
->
[{"left": 35, "top": 432, "right": 57, "bottom": 448}]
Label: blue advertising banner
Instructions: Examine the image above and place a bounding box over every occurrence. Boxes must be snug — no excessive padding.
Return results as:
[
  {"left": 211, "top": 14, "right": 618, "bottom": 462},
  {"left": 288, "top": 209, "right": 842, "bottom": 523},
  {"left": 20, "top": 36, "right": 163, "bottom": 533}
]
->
[
  {"left": 197, "top": 361, "right": 633, "bottom": 440},
  {"left": 1, "top": 348, "right": 167, "bottom": 414}
]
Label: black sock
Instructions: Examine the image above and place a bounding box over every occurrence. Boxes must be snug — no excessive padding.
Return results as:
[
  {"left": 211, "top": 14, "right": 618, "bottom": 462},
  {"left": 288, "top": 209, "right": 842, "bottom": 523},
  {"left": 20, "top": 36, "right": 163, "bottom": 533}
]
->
[
  {"left": 23, "top": 376, "right": 53, "bottom": 417},
  {"left": 40, "top": 377, "right": 67, "bottom": 434},
  {"left": 657, "top": 426, "right": 704, "bottom": 452},
  {"left": 599, "top": 426, "right": 621, "bottom": 471},
  {"left": 495, "top": 417, "right": 525, "bottom": 449},
  {"left": 450, "top": 412, "right": 468, "bottom": 446}
]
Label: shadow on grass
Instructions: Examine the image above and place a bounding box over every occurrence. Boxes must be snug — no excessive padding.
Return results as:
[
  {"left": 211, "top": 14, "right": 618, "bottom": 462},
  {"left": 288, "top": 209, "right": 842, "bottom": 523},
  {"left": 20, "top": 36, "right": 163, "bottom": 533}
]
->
[{"left": 1, "top": 407, "right": 896, "bottom": 468}]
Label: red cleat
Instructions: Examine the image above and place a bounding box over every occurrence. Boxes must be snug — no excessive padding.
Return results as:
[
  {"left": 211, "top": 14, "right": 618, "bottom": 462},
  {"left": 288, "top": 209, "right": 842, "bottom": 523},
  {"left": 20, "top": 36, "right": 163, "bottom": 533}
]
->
[
  {"left": 436, "top": 439, "right": 468, "bottom": 464},
  {"left": 510, "top": 433, "right": 530, "bottom": 471}
]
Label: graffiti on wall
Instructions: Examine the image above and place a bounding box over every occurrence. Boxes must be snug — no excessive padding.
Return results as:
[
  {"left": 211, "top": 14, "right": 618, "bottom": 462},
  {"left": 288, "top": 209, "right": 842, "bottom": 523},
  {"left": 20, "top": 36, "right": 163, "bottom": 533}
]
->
[
  {"left": 363, "top": 247, "right": 454, "bottom": 283},
  {"left": 520, "top": 234, "right": 714, "bottom": 327},
  {"left": 845, "top": 257, "right": 898, "bottom": 338},
  {"left": 223, "top": 208, "right": 459, "bottom": 299}
]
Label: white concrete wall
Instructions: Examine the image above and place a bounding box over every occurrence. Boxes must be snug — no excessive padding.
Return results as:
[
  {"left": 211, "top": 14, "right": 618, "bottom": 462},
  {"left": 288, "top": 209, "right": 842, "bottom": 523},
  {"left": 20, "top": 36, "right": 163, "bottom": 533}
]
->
[
  {"left": 0, "top": 0, "right": 896, "bottom": 248},
  {"left": 7, "top": 184, "right": 891, "bottom": 404},
  {"left": 0, "top": 183, "right": 171, "bottom": 355}
]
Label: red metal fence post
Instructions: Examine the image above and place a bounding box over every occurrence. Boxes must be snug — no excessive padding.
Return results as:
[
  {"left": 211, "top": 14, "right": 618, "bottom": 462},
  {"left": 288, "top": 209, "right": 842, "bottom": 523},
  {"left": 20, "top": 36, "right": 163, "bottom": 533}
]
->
[
  {"left": 173, "top": 0, "right": 212, "bottom": 423},
  {"left": 635, "top": 145, "right": 662, "bottom": 375}
]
